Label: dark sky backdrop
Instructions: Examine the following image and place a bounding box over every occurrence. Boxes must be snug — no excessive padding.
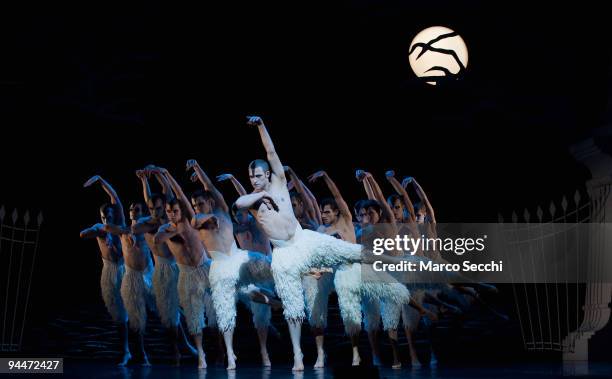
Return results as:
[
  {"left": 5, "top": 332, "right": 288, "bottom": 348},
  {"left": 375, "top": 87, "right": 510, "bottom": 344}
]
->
[{"left": 0, "top": 1, "right": 610, "bottom": 325}]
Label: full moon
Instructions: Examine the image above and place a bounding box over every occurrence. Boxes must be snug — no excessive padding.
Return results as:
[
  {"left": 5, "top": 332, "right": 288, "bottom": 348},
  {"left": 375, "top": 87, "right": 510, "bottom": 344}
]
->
[{"left": 409, "top": 26, "right": 468, "bottom": 85}]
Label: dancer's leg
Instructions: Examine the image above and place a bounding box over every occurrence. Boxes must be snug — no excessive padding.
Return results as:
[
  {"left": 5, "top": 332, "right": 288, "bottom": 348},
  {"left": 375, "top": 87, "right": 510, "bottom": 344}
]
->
[{"left": 117, "top": 321, "right": 131, "bottom": 366}]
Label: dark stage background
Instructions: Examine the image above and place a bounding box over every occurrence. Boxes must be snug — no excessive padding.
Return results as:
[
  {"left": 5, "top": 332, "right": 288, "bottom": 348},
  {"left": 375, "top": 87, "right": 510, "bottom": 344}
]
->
[{"left": 0, "top": 0, "right": 611, "bottom": 363}]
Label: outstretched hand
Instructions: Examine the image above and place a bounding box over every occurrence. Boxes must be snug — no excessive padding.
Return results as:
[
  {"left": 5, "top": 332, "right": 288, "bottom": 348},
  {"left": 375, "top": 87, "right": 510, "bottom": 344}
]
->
[
  {"left": 385, "top": 170, "right": 395, "bottom": 178},
  {"left": 401, "top": 177, "right": 414, "bottom": 188},
  {"left": 83, "top": 175, "right": 102, "bottom": 188},
  {"left": 355, "top": 170, "right": 367, "bottom": 182},
  {"left": 246, "top": 115, "right": 264, "bottom": 127},
  {"left": 216, "top": 173, "right": 234, "bottom": 182},
  {"left": 186, "top": 159, "right": 200, "bottom": 171},
  {"left": 307, "top": 171, "right": 326, "bottom": 183},
  {"left": 135, "top": 170, "right": 146, "bottom": 180}
]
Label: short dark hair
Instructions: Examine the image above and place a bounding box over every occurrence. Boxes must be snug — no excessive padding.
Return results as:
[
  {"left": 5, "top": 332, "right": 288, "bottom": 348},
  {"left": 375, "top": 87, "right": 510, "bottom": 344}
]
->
[
  {"left": 166, "top": 197, "right": 192, "bottom": 222},
  {"left": 363, "top": 199, "right": 381, "bottom": 214},
  {"left": 320, "top": 197, "right": 338, "bottom": 211},
  {"left": 289, "top": 191, "right": 302, "bottom": 202},
  {"left": 191, "top": 189, "right": 214, "bottom": 202},
  {"left": 387, "top": 194, "right": 402, "bottom": 205},
  {"left": 354, "top": 200, "right": 367, "bottom": 213},
  {"left": 148, "top": 193, "right": 166, "bottom": 207},
  {"left": 414, "top": 201, "right": 425, "bottom": 214},
  {"left": 99, "top": 203, "right": 115, "bottom": 215},
  {"left": 130, "top": 201, "right": 149, "bottom": 215},
  {"left": 248, "top": 159, "right": 270, "bottom": 173}
]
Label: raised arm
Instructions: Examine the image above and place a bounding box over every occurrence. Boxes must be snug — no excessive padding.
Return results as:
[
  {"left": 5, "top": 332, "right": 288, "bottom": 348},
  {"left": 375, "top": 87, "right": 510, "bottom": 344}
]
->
[
  {"left": 284, "top": 166, "right": 319, "bottom": 223},
  {"left": 80, "top": 223, "right": 106, "bottom": 239},
  {"left": 217, "top": 173, "right": 247, "bottom": 196},
  {"left": 83, "top": 175, "right": 125, "bottom": 226},
  {"left": 404, "top": 177, "right": 436, "bottom": 223},
  {"left": 356, "top": 170, "right": 376, "bottom": 200},
  {"left": 186, "top": 159, "right": 229, "bottom": 213},
  {"left": 247, "top": 116, "right": 286, "bottom": 182},
  {"left": 302, "top": 180, "right": 322, "bottom": 225},
  {"left": 136, "top": 170, "right": 152, "bottom": 204},
  {"left": 146, "top": 165, "right": 175, "bottom": 202},
  {"left": 364, "top": 172, "right": 396, "bottom": 224},
  {"left": 308, "top": 171, "right": 351, "bottom": 220},
  {"left": 386, "top": 170, "right": 416, "bottom": 223},
  {"left": 157, "top": 167, "right": 195, "bottom": 220}
]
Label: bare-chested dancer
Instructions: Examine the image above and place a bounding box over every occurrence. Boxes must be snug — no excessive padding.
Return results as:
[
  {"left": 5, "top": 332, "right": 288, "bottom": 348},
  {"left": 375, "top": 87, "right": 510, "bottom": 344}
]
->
[
  {"left": 234, "top": 116, "right": 366, "bottom": 371},
  {"left": 97, "top": 176, "right": 155, "bottom": 366},
  {"left": 387, "top": 170, "right": 461, "bottom": 367},
  {"left": 216, "top": 173, "right": 272, "bottom": 256},
  {"left": 286, "top": 166, "right": 321, "bottom": 231},
  {"left": 286, "top": 166, "right": 336, "bottom": 368},
  {"left": 308, "top": 170, "right": 363, "bottom": 366},
  {"left": 80, "top": 176, "right": 130, "bottom": 366},
  {"left": 357, "top": 170, "right": 439, "bottom": 369},
  {"left": 187, "top": 159, "right": 276, "bottom": 370},
  {"left": 153, "top": 167, "right": 214, "bottom": 369},
  {"left": 132, "top": 168, "right": 196, "bottom": 366}
]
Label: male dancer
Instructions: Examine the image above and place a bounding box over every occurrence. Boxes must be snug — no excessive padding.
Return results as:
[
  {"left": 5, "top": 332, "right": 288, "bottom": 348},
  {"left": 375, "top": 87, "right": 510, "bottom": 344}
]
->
[
  {"left": 100, "top": 186, "right": 154, "bottom": 366},
  {"left": 363, "top": 171, "right": 446, "bottom": 368},
  {"left": 285, "top": 166, "right": 321, "bottom": 231},
  {"left": 132, "top": 168, "right": 196, "bottom": 366},
  {"left": 233, "top": 116, "right": 419, "bottom": 370},
  {"left": 308, "top": 170, "right": 363, "bottom": 366},
  {"left": 153, "top": 167, "right": 214, "bottom": 369},
  {"left": 216, "top": 173, "right": 272, "bottom": 256},
  {"left": 285, "top": 166, "right": 334, "bottom": 368},
  {"left": 80, "top": 175, "right": 129, "bottom": 366},
  {"left": 187, "top": 159, "right": 275, "bottom": 370},
  {"left": 234, "top": 116, "right": 369, "bottom": 371}
]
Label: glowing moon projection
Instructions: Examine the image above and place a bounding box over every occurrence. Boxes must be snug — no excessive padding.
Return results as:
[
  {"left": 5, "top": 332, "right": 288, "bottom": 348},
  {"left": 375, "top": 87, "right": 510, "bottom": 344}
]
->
[{"left": 409, "top": 26, "right": 468, "bottom": 85}]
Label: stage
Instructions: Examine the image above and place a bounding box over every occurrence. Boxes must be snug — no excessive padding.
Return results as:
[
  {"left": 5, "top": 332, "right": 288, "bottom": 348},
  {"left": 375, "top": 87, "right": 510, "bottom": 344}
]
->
[{"left": 58, "top": 361, "right": 612, "bottom": 379}]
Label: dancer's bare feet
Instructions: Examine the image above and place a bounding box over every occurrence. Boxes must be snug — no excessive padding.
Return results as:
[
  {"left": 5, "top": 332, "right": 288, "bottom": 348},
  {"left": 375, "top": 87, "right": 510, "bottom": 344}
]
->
[
  {"left": 141, "top": 354, "right": 151, "bottom": 367},
  {"left": 261, "top": 351, "right": 271, "bottom": 367},
  {"left": 117, "top": 351, "right": 131, "bottom": 367},
  {"left": 392, "top": 362, "right": 402, "bottom": 369},
  {"left": 314, "top": 351, "right": 325, "bottom": 368},
  {"left": 198, "top": 351, "right": 207, "bottom": 369},
  {"left": 352, "top": 352, "right": 361, "bottom": 366},
  {"left": 173, "top": 351, "right": 181, "bottom": 367},
  {"left": 292, "top": 352, "right": 304, "bottom": 371},
  {"left": 227, "top": 353, "right": 236, "bottom": 370}
]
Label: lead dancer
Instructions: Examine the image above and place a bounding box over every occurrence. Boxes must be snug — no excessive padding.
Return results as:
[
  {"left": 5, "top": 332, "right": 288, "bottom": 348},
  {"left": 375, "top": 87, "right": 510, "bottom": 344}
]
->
[{"left": 235, "top": 116, "right": 370, "bottom": 371}]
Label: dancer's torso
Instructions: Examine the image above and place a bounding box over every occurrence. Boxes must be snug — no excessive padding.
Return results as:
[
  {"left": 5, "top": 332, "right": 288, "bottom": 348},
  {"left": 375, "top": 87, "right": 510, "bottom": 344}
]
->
[
  {"left": 318, "top": 216, "right": 356, "bottom": 243},
  {"left": 197, "top": 210, "right": 235, "bottom": 255},
  {"left": 234, "top": 216, "right": 272, "bottom": 255},
  {"left": 166, "top": 221, "right": 208, "bottom": 267},
  {"left": 96, "top": 232, "right": 122, "bottom": 263},
  {"left": 142, "top": 218, "right": 175, "bottom": 261},
  {"left": 251, "top": 182, "right": 298, "bottom": 241},
  {"left": 120, "top": 232, "right": 152, "bottom": 271}
]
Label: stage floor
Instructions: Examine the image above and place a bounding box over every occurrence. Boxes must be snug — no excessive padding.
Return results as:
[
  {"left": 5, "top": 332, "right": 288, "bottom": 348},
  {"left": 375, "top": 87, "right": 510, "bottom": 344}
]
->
[{"left": 59, "top": 361, "right": 612, "bottom": 379}]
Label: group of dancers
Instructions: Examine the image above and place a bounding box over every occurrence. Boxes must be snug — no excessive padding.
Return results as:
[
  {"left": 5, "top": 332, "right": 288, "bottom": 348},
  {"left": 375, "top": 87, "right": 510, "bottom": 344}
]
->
[{"left": 80, "top": 116, "right": 497, "bottom": 371}]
